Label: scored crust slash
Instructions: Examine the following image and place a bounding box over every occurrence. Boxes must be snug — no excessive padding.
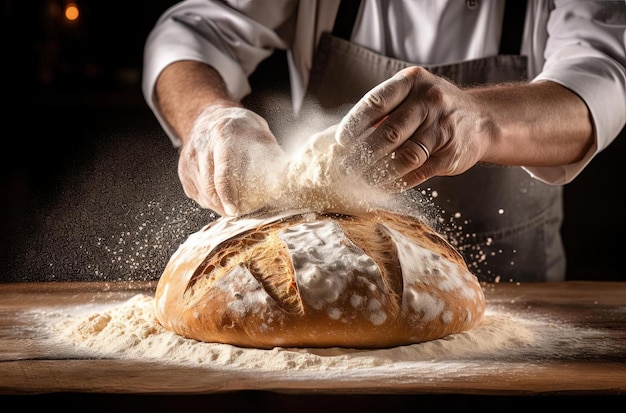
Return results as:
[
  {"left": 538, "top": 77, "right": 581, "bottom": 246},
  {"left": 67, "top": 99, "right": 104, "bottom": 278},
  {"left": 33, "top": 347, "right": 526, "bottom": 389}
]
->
[{"left": 154, "top": 209, "right": 485, "bottom": 349}]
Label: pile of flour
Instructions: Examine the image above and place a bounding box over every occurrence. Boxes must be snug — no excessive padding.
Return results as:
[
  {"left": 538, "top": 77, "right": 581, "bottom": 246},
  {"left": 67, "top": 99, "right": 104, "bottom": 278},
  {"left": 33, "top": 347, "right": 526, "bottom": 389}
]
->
[{"left": 44, "top": 294, "right": 537, "bottom": 370}]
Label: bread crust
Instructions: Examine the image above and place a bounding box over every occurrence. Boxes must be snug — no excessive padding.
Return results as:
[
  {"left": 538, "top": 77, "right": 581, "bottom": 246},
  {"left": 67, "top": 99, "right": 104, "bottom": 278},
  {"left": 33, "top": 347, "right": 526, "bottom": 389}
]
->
[{"left": 155, "top": 209, "right": 485, "bottom": 349}]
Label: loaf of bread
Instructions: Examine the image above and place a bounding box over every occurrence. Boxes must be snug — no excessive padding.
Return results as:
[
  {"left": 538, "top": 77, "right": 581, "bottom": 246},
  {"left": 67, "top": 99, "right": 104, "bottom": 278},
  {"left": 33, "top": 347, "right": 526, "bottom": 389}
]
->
[{"left": 154, "top": 209, "right": 485, "bottom": 349}]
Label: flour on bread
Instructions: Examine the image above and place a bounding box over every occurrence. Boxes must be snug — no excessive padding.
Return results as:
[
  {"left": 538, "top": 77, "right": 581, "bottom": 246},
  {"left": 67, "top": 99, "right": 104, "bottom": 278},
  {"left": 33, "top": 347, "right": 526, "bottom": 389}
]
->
[
  {"left": 279, "top": 219, "right": 387, "bottom": 324},
  {"left": 154, "top": 210, "right": 485, "bottom": 348}
]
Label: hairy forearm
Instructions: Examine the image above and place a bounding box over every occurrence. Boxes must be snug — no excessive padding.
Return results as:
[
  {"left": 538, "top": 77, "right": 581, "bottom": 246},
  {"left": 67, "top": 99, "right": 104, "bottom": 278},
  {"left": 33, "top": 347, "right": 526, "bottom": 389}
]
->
[
  {"left": 470, "top": 81, "right": 594, "bottom": 167},
  {"left": 155, "top": 60, "right": 242, "bottom": 143}
]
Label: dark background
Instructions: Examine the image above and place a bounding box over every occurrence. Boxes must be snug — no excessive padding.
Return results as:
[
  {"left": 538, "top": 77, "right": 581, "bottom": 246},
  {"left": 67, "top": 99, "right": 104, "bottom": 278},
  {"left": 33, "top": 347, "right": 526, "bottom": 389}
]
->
[
  {"left": 1, "top": 0, "right": 624, "bottom": 284},
  {"left": 0, "top": 1, "right": 623, "bottom": 409}
]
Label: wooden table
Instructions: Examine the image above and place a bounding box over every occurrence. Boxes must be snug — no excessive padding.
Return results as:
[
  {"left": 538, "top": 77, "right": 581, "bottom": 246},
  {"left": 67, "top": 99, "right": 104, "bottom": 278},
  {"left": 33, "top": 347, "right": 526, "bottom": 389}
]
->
[{"left": 1, "top": 281, "right": 624, "bottom": 409}]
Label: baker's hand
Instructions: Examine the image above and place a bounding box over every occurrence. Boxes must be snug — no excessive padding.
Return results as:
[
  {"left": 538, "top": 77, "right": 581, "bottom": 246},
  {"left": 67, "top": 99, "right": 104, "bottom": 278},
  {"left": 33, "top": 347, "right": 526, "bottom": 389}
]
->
[
  {"left": 178, "top": 105, "right": 286, "bottom": 216},
  {"left": 335, "top": 66, "right": 493, "bottom": 191}
]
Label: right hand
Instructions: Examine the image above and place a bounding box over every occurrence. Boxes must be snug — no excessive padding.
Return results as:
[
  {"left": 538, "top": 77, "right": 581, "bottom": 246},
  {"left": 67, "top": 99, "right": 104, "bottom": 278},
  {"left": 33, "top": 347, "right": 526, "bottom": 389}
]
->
[
  {"left": 334, "top": 66, "right": 491, "bottom": 191},
  {"left": 178, "top": 105, "right": 286, "bottom": 216}
]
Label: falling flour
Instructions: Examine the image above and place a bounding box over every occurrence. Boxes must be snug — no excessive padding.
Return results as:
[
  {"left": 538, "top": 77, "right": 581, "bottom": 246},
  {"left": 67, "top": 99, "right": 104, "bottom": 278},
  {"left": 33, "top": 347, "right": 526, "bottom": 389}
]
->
[
  {"left": 198, "top": 106, "right": 427, "bottom": 220},
  {"left": 43, "top": 294, "right": 538, "bottom": 371}
]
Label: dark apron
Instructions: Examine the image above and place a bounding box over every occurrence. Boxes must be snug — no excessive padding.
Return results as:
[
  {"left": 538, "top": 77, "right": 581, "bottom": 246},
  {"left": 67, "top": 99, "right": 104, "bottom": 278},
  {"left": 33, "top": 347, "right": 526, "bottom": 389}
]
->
[{"left": 303, "top": 32, "right": 565, "bottom": 283}]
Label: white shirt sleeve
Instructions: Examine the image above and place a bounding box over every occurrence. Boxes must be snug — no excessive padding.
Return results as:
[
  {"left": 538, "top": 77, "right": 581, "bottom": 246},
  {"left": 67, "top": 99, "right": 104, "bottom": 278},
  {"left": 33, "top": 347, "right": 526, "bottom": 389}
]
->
[
  {"left": 142, "top": 0, "right": 297, "bottom": 147},
  {"left": 526, "top": 0, "right": 626, "bottom": 185}
]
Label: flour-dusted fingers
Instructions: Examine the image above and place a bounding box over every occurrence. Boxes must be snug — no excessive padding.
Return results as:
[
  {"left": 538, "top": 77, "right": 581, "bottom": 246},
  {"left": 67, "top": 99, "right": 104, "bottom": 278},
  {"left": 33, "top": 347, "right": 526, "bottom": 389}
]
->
[
  {"left": 336, "top": 66, "right": 496, "bottom": 191},
  {"left": 335, "top": 67, "right": 419, "bottom": 147},
  {"left": 180, "top": 105, "right": 286, "bottom": 216},
  {"left": 363, "top": 120, "right": 437, "bottom": 188}
]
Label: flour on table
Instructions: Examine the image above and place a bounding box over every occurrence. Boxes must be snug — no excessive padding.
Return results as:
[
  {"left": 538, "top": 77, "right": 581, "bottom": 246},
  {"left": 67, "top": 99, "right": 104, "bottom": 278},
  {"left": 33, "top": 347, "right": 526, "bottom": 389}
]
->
[{"left": 44, "top": 294, "right": 536, "bottom": 370}]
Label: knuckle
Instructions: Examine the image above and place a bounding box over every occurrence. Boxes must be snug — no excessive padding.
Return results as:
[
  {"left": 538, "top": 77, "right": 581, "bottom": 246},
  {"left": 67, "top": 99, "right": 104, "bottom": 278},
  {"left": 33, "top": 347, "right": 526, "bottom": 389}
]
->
[
  {"left": 390, "top": 144, "right": 425, "bottom": 173},
  {"left": 399, "top": 65, "right": 430, "bottom": 82},
  {"left": 400, "top": 145, "right": 425, "bottom": 165},
  {"left": 379, "top": 123, "right": 404, "bottom": 145},
  {"left": 362, "top": 91, "right": 388, "bottom": 117},
  {"left": 215, "top": 117, "right": 240, "bottom": 136},
  {"left": 438, "top": 114, "right": 455, "bottom": 141},
  {"left": 422, "top": 84, "right": 445, "bottom": 104}
]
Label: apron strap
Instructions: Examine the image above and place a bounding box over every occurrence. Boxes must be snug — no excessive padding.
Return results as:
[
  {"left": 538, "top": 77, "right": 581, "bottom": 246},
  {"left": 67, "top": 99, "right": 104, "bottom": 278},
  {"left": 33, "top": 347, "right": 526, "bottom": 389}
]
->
[
  {"left": 499, "top": 0, "right": 528, "bottom": 55},
  {"left": 332, "top": 0, "right": 362, "bottom": 40}
]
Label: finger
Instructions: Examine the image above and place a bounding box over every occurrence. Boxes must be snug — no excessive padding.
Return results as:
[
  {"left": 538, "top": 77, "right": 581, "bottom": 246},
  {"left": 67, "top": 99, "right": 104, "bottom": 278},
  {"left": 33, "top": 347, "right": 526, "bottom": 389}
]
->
[
  {"left": 342, "top": 94, "right": 430, "bottom": 179},
  {"left": 177, "top": 153, "right": 199, "bottom": 202},
  {"left": 203, "top": 161, "right": 230, "bottom": 215},
  {"left": 178, "top": 144, "right": 220, "bottom": 212},
  {"left": 341, "top": 72, "right": 436, "bottom": 172},
  {"left": 192, "top": 150, "right": 228, "bottom": 215},
  {"left": 212, "top": 140, "right": 240, "bottom": 216},
  {"left": 335, "top": 68, "right": 415, "bottom": 146},
  {"left": 387, "top": 156, "right": 443, "bottom": 191},
  {"left": 365, "top": 137, "right": 432, "bottom": 186}
]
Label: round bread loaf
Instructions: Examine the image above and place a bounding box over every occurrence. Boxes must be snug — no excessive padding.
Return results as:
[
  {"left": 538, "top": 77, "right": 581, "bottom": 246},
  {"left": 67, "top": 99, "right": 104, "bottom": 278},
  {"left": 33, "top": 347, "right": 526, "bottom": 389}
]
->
[{"left": 154, "top": 209, "right": 485, "bottom": 349}]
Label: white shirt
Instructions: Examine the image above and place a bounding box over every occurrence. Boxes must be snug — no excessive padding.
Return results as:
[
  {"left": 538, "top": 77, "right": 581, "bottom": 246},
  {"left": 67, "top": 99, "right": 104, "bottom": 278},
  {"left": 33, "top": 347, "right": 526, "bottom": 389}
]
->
[{"left": 142, "top": 0, "right": 626, "bottom": 185}]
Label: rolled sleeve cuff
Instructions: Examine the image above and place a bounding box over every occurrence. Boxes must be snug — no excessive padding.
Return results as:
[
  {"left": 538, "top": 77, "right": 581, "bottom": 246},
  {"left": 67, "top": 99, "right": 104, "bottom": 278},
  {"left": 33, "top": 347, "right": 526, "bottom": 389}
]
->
[
  {"left": 142, "top": 18, "right": 251, "bottom": 147},
  {"left": 527, "top": 55, "right": 626, "bottom": 185}
]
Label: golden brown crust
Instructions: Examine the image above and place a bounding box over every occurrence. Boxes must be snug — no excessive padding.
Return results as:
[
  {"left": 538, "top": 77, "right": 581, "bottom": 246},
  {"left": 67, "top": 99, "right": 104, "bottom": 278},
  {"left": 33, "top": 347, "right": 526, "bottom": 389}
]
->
[{"left": 154, "top": 209, "right": 485, "bottom": 349}]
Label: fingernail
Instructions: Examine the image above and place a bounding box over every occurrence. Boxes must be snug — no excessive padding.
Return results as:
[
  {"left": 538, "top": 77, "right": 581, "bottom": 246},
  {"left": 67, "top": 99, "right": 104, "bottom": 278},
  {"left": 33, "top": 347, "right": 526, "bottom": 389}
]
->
[
  {"left": 223, "top": 202, "right": 239, "bottom": 217},
  {"left": 335, "top": 129, "right": 349, "bottom": 146}
]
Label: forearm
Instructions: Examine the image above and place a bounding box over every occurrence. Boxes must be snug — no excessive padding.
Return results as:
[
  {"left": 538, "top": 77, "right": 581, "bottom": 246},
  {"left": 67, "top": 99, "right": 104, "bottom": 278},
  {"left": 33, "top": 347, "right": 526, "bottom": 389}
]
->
[
  {"left": 155, "top": 60, "right": 242, "bottom": 144},
  {"left": 471, "top": 81, "right": 594, "bottom": 167}
]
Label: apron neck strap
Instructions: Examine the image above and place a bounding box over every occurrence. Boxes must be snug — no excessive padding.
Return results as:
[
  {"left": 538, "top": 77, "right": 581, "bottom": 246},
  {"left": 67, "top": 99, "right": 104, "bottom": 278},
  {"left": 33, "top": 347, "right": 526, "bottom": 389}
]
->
[
  {"left": 332, "top": 0, "right": 362, "bottom": 40},
  {"left": 499, "top": 0, "right": 528, "bottom": 55},
  {"left": 332, "top": 0, "right": 527, "bottom": 56}
]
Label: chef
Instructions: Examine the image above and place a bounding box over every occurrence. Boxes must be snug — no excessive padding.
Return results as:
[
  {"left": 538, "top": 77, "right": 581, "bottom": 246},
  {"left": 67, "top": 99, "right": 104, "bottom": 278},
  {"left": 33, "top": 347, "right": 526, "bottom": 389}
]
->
[{"left": 142, "top": 0, "right": 626, "bottom": 283}]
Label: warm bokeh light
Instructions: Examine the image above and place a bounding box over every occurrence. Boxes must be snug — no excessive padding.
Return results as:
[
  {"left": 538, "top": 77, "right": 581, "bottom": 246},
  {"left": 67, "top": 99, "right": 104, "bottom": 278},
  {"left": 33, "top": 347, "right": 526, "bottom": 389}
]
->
[{"left": 64, "top": 3, "right": 79, "bottom": 21}]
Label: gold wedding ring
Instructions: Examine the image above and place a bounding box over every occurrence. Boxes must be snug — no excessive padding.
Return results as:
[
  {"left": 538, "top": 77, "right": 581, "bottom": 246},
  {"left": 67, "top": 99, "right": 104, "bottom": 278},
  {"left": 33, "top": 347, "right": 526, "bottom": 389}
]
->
[{"left": 416, "top": 141, "right": 430, "bottom": 159}]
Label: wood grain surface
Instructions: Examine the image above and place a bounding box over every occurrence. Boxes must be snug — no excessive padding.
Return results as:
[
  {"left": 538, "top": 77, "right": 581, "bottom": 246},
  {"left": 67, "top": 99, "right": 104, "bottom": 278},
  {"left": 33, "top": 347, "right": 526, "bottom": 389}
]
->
[{"left": 0, "top": 281, "right": 624, "bottom": 397}]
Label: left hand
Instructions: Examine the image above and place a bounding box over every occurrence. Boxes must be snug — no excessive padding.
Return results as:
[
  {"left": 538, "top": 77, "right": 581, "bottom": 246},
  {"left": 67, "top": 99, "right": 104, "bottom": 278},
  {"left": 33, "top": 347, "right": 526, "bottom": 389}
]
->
[
  {"left": 334, "top": 66, "right": 495, "bottom": 191},
  {"left": 178, "top": 105, "right": 286, "bottom": 216}
]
